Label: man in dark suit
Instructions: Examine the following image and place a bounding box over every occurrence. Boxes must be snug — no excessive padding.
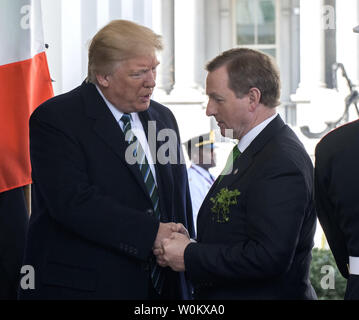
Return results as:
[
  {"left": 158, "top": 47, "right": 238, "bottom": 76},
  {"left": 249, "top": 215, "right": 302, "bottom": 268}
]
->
[
  {"left": 0, "top": 187, "right": 28, "bottom": 299},
  {"left": 315, "top": 120, "right": 359, "bottom": 300},
  {"left": 155, "top": 48, "right": 317, "bottom": 300},
  {"left": 314, "top": 26, "right": 359, "bottom": 299},
  {"left": 18, "top": 20, "right": 194, "bottom": 300}
]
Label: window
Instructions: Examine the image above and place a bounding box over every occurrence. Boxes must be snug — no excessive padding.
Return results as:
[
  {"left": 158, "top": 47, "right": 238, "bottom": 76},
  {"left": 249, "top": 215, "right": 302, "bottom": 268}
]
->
[{"left": 235, "top": 0, "right": 278, "bottom": 58}]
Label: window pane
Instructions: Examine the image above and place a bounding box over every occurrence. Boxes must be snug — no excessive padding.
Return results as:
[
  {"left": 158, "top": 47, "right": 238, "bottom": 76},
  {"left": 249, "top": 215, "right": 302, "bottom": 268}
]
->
[
  {"left": 236, "top": 0, "right": 255, "bottom": 45},
  {"left": 258, "top": 0, "right": 276, "bottom": 44},
  {"left": 260, "top": 48, "right": 276, "bottom": 59}
]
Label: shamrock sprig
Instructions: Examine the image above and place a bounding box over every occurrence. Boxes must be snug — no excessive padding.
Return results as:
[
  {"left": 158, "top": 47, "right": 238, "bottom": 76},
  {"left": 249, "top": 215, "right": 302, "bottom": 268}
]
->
[{"left": 210, "top": 188, "right": 241, "bottom": 223}]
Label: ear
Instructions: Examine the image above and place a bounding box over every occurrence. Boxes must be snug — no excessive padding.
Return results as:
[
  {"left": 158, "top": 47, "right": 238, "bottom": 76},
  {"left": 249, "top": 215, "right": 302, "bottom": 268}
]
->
[
  {"left": 248, "top": 87, "right": 261, "bottom": 111},
  {"left": 96, "top": 74, "right": 110, "bottom": 88}
]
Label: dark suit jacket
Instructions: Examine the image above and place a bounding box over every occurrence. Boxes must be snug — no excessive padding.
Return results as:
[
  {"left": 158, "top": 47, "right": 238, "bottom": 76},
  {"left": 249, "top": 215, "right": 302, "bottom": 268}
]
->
[
  {"left": 315, "top": 120, "right": 359, "bottom": 300},
  {"left": 19, "top": 82, "right": 194, "bottom": 300},
  {"left": 0, "top": 187, "right": 28, "bottom": 299},
  {"left": 184, "top": 115, "right": 317, "bottom": 300}
]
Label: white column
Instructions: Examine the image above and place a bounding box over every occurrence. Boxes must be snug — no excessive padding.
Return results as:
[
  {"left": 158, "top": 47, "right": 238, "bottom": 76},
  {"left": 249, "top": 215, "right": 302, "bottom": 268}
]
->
[
  {"left": 121, "top": 0, "right": 134, "bottom": 21},
  {"left": 194, "top": 0, "right": 206, "bottom": 89},
  {"left": 151, "top": 0, "right": 168, "bottom": 99},
  {"left": 109, "top": 0, "right": 122, "bottom": 21},
  {"left": 219, "top": 0, "right": 233, "bottom": 52},
  {"left": 133, "top": 0, "right": 143, "bottom": 24},
  {"left": 172, "top": 0, "right": 202, "bottom": 98},
  {"left": 151, "top": 0, "right": 162, "bottom": 40},
  {"left": 81, "top": 0, "right": 97, "bottom": 80},
  {"left": 143, "top": 0, "right": 153, "bottom": 28},
  {"left": 96, "top": 0, "right": 109, "bottom": 29},
  {"left": 61, "top": 0, "right": 82, "bottom": 93},
  {"left": 205, "top": 0, "right": 221, "bottom": 62},
  {"left": 295, "top": 0, "right": 326, "bottom": 100},
  {"left": 291, "top": 0, "right": 341, "bottom": 158}
]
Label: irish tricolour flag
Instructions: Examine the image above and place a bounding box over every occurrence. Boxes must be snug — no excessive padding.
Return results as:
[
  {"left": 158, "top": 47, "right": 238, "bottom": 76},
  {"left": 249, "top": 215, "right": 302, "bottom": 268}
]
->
[{"left": 0, "top": 0, "right": 53, "bottom": 193}]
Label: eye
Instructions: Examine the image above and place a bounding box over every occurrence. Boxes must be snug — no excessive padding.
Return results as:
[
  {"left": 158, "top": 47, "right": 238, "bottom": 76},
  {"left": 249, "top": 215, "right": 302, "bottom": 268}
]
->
[
  {"left": 208, "top": 94, "right": 224, "bottom": 104},
  {"left": 213, "top": 97, "right": 224, "bottom": 103},
  {"left": 130, "top": 72, "right": 143, "bottom": 78}
]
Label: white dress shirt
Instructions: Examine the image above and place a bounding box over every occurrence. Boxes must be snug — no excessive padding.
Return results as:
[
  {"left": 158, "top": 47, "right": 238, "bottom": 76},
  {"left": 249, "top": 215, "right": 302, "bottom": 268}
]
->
[
  {"left": 236, "top": 113, "right": 278, "bottom": 153},
  {"left": 96, "top": 86, "right": 157, "bottom": 185}
]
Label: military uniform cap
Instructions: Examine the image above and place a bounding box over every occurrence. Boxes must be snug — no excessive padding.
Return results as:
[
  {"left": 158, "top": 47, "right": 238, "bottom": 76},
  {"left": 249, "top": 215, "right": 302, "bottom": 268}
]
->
[{"left": 184, "top": 131, "right": 215, "bottom": 152}]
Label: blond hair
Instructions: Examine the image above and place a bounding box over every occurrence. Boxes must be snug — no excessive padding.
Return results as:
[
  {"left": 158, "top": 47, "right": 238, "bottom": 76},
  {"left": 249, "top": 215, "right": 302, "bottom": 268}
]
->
[{"left": 87, "top": 20, "right": 163, "bottom": 84}]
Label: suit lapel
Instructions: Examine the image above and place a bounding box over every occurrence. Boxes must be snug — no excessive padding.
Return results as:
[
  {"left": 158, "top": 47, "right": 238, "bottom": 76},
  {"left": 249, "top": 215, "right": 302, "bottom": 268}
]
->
[
  {"left": 81, "top": 82, "right": 151, "bottom": 201},
  {"left": 197, "top": 115, "right": 286, "bottom": 236}
]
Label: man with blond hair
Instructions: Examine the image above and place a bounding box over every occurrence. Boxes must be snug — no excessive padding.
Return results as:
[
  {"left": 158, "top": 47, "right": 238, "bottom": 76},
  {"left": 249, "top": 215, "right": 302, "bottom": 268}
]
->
[{"left": 19, "top": 20, "right": 194, "bottom": 300}]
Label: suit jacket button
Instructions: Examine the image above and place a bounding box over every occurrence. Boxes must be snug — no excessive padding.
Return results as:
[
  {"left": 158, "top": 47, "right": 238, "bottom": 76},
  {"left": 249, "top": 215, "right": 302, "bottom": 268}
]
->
[{"left": 146, "top": 209, "right": 154, "bottom": 216}]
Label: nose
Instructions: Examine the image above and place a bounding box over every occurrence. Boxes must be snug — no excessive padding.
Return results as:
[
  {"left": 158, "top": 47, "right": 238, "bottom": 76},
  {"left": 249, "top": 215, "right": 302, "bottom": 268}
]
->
[
  {"left": 206, "top": 99, "right": 216, "bottom": 117},
  {"left": 144, "top": 70, "right": 156, "bottom": 88}
]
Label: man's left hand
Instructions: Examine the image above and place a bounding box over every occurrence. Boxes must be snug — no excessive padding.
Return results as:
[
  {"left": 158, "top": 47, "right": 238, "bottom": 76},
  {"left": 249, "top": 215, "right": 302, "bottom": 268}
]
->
[{"left": 158, "top": 232, "right": 191, "bottom": 272}]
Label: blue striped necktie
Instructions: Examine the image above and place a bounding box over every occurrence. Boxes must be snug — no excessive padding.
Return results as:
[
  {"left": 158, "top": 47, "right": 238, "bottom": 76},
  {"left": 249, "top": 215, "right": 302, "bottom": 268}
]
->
[{"left": 120, "top": 114, "right": 165, "bottom": 295}]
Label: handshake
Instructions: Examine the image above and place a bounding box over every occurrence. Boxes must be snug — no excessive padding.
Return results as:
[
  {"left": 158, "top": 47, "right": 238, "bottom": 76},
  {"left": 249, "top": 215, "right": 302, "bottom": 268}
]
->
[{"left": 153, "top": 222, "right": 192, "bottom": 272}]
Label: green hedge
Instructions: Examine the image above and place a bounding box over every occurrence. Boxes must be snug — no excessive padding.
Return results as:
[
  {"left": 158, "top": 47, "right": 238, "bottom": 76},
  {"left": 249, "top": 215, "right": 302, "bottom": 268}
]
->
[{"left": 310, "top": 248, "right": 347, "bottom": 300}]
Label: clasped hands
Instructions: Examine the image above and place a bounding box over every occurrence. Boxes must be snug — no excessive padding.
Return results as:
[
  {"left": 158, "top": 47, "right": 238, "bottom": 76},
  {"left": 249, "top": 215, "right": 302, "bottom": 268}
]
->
[{"left": 153, "top": 222, "right": 191, "bottom": 272}]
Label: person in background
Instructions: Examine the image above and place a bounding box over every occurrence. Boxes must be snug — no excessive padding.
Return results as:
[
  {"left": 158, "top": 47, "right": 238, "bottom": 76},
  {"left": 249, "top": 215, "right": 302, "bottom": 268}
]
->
[
  {"left": 184, "top": 132, "right": 216, "bottom": 234},
  {"left": 19, "top": 19, "right": 193, "bottom": 300},
  {"left": 314, "top": 22, "right": 359, "bottom": 301}
]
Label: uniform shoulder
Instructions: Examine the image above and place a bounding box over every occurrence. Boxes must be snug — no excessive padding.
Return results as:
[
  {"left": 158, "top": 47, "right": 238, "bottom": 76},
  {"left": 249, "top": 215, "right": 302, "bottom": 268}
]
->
[
  {"left": 316, "top": 119, "right": 359, "bottom": 154},
  {"left": 320, "top": 120, "right": 359, "bottom": 145}
]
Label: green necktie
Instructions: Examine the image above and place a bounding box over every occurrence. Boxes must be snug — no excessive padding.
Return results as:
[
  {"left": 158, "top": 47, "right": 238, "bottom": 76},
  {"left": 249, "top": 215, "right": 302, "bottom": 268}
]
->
[
  {"left": 120, "top": 114, "right": 164, "bottom": 294},
  {"left": 218, "top": 145, "right": 241, "bottom": 182}
]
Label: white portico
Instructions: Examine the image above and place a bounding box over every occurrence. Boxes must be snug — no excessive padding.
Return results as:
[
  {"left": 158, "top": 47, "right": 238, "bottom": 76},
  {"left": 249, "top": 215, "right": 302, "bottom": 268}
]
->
[{"left": 40, "top": 0, "right": 359, "bottom": 160}]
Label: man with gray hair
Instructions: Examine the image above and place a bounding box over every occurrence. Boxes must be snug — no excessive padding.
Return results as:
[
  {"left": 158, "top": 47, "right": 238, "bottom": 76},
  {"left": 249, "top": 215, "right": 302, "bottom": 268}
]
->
[
  {"left": 19, "top": 20, "right": 194, "bottom": 300},
  {"left": 156, "top": 48, "right": 317, "bottom": 300},
  {"left": 314, "top": 24, "right": 359, "bottom": 300}
]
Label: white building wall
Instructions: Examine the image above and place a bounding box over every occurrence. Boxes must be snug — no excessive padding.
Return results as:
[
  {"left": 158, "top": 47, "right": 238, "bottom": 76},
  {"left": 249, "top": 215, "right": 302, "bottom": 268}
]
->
[
  {"left": 336, "top": 0, "right": 359, "bottom": 86},
  {"left": 41, "top": 0, "right": 155, "bottom": 95},
  {"left": 40, "top": 0, "right": 211, "bottom": 147},
  {"left": 292, "top": 0, "right": 359, "bottom": 160}
]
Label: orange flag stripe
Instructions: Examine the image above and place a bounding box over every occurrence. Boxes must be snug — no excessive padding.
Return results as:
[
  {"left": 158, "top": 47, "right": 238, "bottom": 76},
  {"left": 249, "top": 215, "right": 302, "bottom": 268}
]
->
[{"left": 0, "top": 51, "right": 53, "bottom": 193}]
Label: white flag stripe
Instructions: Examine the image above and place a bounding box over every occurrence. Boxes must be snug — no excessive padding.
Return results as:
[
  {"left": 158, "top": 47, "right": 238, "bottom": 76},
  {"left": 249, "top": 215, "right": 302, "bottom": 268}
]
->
[{"left": 0, "top": 0, "right": 45, "bottom": 66}]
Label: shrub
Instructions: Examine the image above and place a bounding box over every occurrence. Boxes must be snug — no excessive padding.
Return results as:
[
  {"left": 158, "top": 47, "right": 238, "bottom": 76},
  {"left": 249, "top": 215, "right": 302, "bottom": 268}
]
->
[{"left": 310, "top": 248, "right": 347, "bottom": 300}]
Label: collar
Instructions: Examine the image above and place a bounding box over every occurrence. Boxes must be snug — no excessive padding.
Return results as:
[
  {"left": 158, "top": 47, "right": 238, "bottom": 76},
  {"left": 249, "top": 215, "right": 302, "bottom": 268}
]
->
[
  {"left": 237, "top": 113, "right": 278, "bottom": 153},
  {"left": 190, "top": 164, "right": 214, "bottom": 183},
  {"left": 191, "top": 163, "right": 211, "bottom": 177}
]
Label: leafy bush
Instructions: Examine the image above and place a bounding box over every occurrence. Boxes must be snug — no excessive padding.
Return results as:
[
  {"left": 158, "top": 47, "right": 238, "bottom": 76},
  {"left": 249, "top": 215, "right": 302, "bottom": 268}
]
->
[{"left": 310, "top": 248, "right": 347, "bottom": 300}]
